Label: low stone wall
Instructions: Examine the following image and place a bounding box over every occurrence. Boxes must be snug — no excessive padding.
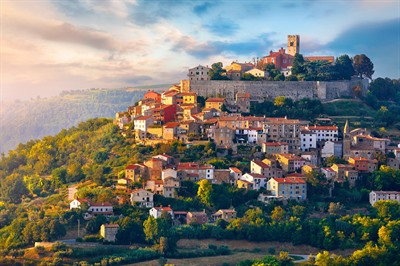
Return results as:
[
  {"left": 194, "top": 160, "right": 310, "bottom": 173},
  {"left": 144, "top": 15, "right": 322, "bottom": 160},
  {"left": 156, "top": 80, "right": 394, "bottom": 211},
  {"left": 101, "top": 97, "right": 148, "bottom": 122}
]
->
[
  {"left": 190, "top": 79, "right": 368, "bottom": 101},
  {"left": 34, "top": 242, "right": 55, "bottom": 248}
]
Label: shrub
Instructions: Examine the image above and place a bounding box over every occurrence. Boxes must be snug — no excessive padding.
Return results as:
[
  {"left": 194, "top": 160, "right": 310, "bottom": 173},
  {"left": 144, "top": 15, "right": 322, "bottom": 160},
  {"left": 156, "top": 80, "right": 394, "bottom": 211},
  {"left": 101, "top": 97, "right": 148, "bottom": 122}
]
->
[
  {"left": 35, "top": 246, "right": 45, "bottom": 255},
  {"left": 51, "top": 242, "right": 67, "bottom": 252}
]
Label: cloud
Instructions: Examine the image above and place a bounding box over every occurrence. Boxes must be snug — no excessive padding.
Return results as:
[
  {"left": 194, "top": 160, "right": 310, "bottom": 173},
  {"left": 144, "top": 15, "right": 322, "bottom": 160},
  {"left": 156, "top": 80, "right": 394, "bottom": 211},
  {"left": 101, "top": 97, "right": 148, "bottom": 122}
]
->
[
  {"left": 204, "top": 17, "right": 240, "bottom": 36},
  {"left": 324, "top": 18, "right": 400, "bottom": 78},
  {"left": 193, "top": 2, "right": 214, "bottom": 16},
  {"left": 3, "top": 7, "right": 144, "bottom": 53},
  {"left": 169, "top": 32, "right": 274, "bottom": 59},
  {"left": 128, "top": 0, "right": 189, "bottom": 26}
]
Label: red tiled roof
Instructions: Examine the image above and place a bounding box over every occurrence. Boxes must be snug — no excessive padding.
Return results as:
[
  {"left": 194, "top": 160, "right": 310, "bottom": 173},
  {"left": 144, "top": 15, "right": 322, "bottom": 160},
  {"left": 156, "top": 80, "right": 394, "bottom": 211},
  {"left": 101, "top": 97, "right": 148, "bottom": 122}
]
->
[
  {"left": 178, "top": 162, "right": 199, "bottom": 169},
  {"left": 134, "top": 115, "right": 153, "bottom": 121},
  {"left": 164, "top": 122, "right": 180, "bottom": 128},
  {"left": 126, "top": 164, "right": 139, "bottom": 170},
  {"left": 263, "top": 142, "right": 288, "bottom": 146},
  {"left": 163, "top": 90, "right": 178, "bottom": 96},
  {"left": 103, "top": 224, "right": 119, "bottom": 228},
  {"left": 206, "top": 98, "right": 225, "bottom": 103},
  {"left": 90, "top": 202, "right": 113, "bottom": 207},
  {"left": 229, "top": 167, "right": 242, "bottom": 173},
  {"left": 252, "top": 160, "right": 270, "bottom": 168},
  {"left": 304, "top": 56, "right": 335, "bottom": 63},
  {"left": 154, "top": 206, "right": 173, "bottom": 211},
  {"left": 272, "top": 177, "right": 306, "bottom": 184},
  {"left": 306, "top": 125, "right": 338, "bottom": 131}
]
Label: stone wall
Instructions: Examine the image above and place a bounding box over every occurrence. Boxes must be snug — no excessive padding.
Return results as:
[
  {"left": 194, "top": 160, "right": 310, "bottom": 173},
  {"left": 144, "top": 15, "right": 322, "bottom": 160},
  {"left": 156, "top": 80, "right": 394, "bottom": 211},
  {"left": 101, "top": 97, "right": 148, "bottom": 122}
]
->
[{"left": 190, "top": 79, "right": 368, "bottom": 101}]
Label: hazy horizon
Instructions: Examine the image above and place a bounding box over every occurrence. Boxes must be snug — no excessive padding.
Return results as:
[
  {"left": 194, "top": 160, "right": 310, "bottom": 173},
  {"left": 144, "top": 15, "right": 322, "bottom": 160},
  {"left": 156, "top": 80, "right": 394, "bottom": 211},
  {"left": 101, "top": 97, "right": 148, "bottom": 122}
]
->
[{"left": 1, "top": 0, "right": 399, "bottom": 101}]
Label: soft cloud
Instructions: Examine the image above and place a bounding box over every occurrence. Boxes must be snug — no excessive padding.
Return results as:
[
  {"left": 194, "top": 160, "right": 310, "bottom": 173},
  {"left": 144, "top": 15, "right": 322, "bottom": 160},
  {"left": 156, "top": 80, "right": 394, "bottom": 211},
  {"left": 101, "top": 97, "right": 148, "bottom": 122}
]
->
[
  {"left": 324, "top": 18, "right": 400, "bottom": 78},
  {"left": 204, "top": 17, "right": 240, "bottom": 36},
  {"left": 193, "top": 2, "right": 214, "bottom": 16}
]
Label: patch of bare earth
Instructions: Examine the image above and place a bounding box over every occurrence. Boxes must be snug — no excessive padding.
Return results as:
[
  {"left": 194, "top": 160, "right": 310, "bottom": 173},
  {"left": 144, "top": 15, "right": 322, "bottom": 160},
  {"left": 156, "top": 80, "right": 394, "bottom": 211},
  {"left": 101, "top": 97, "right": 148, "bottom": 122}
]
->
[{"left": 127, "top": 239, "right": 356, "bottom": 266}]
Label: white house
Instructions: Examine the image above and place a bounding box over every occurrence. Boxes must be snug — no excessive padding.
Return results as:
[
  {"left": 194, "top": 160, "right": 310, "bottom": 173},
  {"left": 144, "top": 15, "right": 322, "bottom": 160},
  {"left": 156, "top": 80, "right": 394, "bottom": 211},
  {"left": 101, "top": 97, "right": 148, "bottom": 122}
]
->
[
  {"left": 369, "top": 191, "right": 400, "bottom": 206},
  {"left": 70, "top": 198, "right": 89, "bottom": 210},
  {"left": 133, "top": 115, "right": 154, "bottom": 132},
  {"left": 321, "top": 141, "right": 343, "bottom": 158},
  {"left": 300, "top": 129, "right": 317, "bottom": 152},
  {"left": 149, "top": 206, "right": 174, "bottom": 219},
  {"left": 241, "top": 173, "right": 267, "bottom": 190},
  {"left": 302, "top": 125, "right": 338, "bottom": 142}
]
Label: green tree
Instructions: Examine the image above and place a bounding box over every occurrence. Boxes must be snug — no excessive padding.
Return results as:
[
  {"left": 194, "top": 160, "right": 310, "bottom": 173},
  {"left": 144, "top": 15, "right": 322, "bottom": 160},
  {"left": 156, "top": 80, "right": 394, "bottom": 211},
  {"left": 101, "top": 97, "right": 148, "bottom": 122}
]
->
[
  {"left": 0, "top": 174, "right": 29, "bottom": 203},
  {"left": 208, "top": 62, "right": 229, "bottom": 80},
  {"left": 335, "top": 54, "right": 355, "bottom": 80},
  {"left": 353, "top": 54, "right": 374, "bottom": 80},
  {"left": 374, "top": 200, "right": 400, "bottom": 221},
  {"left": 291, "top": 53, "right": 306, "bottom": 76},
  {"left": 143, "top": 216, "right": 159, "bottom": 243},
  {"left": 197, "top": 179, "right": 213, "bottom": 206}
]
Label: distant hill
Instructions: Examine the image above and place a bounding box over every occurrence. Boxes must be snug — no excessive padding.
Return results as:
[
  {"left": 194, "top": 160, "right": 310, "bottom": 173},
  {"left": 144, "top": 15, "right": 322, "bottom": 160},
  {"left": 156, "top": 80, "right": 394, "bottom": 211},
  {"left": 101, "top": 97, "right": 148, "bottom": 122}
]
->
[{"left": 0, "top": 86, "right": 170, "bottom": 154}]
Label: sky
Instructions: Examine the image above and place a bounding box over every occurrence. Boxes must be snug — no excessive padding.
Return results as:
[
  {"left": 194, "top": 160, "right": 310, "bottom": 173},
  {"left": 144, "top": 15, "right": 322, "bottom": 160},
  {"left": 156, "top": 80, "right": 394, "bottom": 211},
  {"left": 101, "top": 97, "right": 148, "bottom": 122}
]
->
[{"left": 1, "top": 0, "right": 400, "bottom": 101}]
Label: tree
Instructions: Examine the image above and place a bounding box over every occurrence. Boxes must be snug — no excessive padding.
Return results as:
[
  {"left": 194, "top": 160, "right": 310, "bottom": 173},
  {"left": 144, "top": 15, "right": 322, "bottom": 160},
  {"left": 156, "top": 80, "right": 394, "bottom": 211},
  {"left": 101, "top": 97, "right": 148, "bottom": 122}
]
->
[
  {"left": 197, "top": 179, "right": 213, "bottom": 206},
  {"left": 291, "top": 53, "right": 306, "bottom": 75},
  {"left": 271, "top": 206, "right": 286, "bottom": 222},
  {"left": 353, "top": 54, "right": 374, "bottom": 80},
  {"left": 143, "top": 216, "right": 159, "bottom": 243},
  {"left": 208, "top": 62, "right": 228, "bottom": 80},
  {"left": 335, "top": 54, "right": 355, "bottom": 80},
  {"left": 374, "top": 200, "right": 400, "bottom": 221},
  {"left": 328, "top": 202, "right": 345, "bottom": 215},
  {"left": 0, "top": 174, "right": 29, "bottom": 203}
]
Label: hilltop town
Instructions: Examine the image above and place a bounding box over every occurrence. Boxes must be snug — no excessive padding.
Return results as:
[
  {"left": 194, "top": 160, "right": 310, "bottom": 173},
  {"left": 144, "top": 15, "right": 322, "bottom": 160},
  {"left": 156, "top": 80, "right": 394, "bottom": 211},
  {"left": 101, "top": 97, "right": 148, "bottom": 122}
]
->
[{"left": 1, "top": 35, "right": 400, "bottom": 265}]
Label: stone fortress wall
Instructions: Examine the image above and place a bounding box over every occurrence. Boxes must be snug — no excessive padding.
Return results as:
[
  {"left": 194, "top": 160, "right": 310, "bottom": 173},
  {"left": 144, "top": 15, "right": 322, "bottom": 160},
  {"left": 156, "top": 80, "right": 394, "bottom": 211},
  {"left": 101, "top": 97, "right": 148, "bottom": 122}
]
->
[{"left": 189, "top": 79, "right": 369, "bottom": 102}]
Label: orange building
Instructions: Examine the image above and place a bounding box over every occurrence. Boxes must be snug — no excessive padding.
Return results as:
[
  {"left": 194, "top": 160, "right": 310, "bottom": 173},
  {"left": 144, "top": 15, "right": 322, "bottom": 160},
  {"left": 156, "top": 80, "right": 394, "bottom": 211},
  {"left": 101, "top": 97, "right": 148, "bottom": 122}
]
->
[{"left": 144, "top": 91, "right": 161, "bottom": 103}]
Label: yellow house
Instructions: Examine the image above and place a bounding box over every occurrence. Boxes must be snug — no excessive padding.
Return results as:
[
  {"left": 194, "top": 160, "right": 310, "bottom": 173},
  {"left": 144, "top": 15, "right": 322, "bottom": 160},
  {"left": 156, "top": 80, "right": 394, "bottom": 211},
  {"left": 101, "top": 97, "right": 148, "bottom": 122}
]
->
[
  {"left": 147, "top": 126, "right": 163, "bottom": 138},
  {"left": 178, "top": 92, "right": 197, "bottom": 104},
  {"left": 205, "top": 98, "right": 225, "bottom": 111}
]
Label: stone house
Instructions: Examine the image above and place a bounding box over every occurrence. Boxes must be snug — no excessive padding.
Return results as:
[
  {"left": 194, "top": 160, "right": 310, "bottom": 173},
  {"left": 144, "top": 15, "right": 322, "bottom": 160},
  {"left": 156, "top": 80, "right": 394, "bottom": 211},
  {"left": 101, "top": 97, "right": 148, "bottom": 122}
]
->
[
  {"left": 211, "top": 209, "right": 237, "bottom": 222},
  {"left": 187, "top": 211, "right": 208, "bottom": 225},
  {"left": 130, "top": 189, "right": 154, "bottom": 208},
  {"left": 100, "top": 224, "right": 119, "bottom": 242},
  {"left": 267, "top": 177, "right": 307, "bottom": 200}
]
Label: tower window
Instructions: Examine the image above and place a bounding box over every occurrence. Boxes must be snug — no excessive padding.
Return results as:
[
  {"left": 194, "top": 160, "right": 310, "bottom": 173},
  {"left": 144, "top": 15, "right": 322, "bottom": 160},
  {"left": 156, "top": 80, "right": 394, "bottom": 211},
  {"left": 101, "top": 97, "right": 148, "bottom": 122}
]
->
[{"left": 290, "top": 41, "right": 294, "bottom": 46}]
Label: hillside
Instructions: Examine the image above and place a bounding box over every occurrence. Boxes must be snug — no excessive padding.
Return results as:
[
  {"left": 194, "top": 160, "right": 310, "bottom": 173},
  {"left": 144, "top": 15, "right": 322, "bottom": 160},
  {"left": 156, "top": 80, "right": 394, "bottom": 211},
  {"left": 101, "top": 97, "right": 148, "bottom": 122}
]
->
[{"left": 0, "top": 86, "right": 169, "bottom": 154}]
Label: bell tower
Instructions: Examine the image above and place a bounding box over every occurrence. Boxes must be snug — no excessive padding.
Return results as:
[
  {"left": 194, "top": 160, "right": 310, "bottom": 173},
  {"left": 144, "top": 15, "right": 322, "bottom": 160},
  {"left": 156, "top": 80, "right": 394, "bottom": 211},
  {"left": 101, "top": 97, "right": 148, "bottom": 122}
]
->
[{"left": 287, "top": 35, "right": 300, "bottom": 56}]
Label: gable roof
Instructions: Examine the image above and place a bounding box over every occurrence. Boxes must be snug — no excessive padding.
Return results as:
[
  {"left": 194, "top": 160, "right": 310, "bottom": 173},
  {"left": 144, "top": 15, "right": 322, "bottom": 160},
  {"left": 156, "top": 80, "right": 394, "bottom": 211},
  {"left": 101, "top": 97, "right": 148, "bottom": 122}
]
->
[{"left": 272, "top": 177, "right": 306, "bottom": 184}]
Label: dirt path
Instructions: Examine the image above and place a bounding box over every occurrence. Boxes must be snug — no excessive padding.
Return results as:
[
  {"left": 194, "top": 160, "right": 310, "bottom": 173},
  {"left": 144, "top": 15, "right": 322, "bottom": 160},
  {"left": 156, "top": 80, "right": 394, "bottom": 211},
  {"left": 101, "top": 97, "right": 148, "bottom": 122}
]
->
[{"left": 68, "top": 185, "right": 77, "bottom": 201}]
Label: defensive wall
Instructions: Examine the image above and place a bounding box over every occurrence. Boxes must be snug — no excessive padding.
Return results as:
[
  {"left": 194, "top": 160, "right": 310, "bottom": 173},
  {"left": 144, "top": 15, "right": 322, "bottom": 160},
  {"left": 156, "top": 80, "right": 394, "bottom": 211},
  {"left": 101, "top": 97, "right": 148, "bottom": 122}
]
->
[{"left": 189, "top": 79, "right": 369, "bottom": 102}]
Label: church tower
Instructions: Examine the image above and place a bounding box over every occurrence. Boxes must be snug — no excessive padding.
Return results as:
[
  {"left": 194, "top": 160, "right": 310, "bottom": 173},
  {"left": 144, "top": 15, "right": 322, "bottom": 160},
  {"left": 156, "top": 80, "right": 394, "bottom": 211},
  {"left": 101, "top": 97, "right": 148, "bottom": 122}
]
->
[
  {"left": 287, "top": 35, "right": 300, "bottom": 56},
  {"left": 343, "top": 120, "right": 351, "bottom": 159}
]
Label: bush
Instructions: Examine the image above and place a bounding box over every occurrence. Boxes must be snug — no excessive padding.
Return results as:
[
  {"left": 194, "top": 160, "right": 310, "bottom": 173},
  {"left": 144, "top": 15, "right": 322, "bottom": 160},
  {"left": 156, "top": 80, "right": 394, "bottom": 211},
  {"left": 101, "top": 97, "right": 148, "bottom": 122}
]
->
[
  {"left": 83, "top": 235, "right": 102, "bottom": 242},
  {"left": 51, "top": 241, "right": 67, "bottom": 252},
  {"left": 35, "top": 246, "right": 45, "bottom": 255}
]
